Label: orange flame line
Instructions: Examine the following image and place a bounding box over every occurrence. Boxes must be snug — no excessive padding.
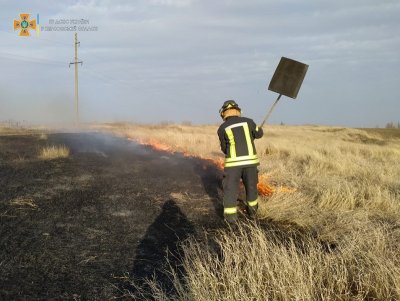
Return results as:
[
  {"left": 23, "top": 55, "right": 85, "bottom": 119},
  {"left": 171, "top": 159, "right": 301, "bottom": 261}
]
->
[{"left": 127, "top": 136, "right": 295, "bottom": 196}]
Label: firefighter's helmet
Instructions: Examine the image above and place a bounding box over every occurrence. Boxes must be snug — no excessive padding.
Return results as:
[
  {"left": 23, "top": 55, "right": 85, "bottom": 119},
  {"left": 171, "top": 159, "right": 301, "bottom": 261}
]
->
[{"left": 219, "top": 100, "right": 241, "bottom": 119}]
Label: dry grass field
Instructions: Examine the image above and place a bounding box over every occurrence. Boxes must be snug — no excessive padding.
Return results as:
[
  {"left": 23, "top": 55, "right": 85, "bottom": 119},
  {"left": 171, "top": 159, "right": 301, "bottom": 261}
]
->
[{"left": 96, "top": 123, "right": 400, "bottom": 300}]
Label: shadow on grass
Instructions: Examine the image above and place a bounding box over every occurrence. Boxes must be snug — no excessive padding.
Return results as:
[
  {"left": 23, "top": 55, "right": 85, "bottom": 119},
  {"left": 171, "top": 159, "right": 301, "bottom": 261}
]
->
[{"left": 128, "top": 199, "right": 196, "bottom": 299}]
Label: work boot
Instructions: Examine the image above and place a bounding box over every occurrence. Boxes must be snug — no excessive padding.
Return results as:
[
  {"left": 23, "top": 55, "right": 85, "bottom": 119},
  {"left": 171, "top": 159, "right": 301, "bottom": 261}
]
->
[
  {"left": 224, "top": 215, "right": 238, "bottom": 224},
  {"left": 224, "top": 219, "right": 240, "bottom": 232},
  {"left": 247, "top": 204, "right": 258, "bottom": 217}
]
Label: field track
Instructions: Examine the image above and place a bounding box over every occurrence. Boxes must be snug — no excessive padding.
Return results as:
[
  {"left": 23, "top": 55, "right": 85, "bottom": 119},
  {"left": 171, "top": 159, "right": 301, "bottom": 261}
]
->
[{"left": 0, "top": 132, "right": 223, "bottom": 300}]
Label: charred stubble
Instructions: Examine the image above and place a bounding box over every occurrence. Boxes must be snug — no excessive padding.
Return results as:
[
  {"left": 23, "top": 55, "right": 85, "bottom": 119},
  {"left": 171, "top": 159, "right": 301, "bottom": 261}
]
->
[{"left": 0, "top": 132, "right": 222, "bottom": 300}]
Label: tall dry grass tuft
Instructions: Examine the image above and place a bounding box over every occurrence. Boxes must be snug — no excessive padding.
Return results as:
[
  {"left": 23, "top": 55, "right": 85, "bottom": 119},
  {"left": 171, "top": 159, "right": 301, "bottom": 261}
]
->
[
  {"left": 132, "top": 221, "right": 400, "bottom": 301},
  {"left": 39, "top": 145, "right": 70, "bottom": 160},
  {"left": 38, "top": 133, "right": 48, "bottom": 140}
]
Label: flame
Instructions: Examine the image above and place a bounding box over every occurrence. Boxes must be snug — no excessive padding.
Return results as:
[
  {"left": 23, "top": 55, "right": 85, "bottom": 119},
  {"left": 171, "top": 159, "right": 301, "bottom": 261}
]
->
[
  {"left": 127, "top": 136, "right": 295, "bottom": 196},
  {"left": 214, "top": 158, "right": 225, "bottom": 170},
  {"left": 257, "top": 184, "right": 274, "bottom": 196},
  {"left": 136, "top": 139, "right": 172, "bottom": 152}
]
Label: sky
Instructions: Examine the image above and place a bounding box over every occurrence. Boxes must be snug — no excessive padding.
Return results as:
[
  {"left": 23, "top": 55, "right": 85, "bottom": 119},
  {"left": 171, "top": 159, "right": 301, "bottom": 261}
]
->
[{"left": 0, "top": 0, "right": 399, "bottom": 127}]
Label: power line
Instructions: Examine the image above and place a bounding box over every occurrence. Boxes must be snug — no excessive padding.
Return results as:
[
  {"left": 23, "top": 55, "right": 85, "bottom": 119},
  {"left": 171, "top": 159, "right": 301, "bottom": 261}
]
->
[
  {"left": 0, "top": 28, "right": 71, "bottom": 47},
  {"left": 69, "top": 33, "right": 83, "bottom": 124},
  {"left": 0, "top": 50, "right": 129, "bottom": 88},
  {"left": 0, "top": 28, "right": 136, "bottom": 84},
  {"left": 0, "top": 51, "right": 66, "bottom": 66}
]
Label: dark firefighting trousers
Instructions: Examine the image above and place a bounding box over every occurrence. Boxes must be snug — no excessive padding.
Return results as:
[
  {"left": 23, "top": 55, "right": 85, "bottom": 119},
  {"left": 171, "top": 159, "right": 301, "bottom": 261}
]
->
[{"left": 223, "top": 166, "right": 259, "bottom": 222}]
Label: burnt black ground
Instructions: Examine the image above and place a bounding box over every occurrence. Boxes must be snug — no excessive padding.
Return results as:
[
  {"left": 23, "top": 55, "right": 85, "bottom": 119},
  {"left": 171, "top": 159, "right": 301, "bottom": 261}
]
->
[{"left": 0, "top": 132, "right": 224, "bottom": 300}]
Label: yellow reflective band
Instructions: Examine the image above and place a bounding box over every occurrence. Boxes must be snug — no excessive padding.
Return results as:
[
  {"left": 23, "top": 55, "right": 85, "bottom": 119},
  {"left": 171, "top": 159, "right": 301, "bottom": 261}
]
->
[
  {"left": 225, "top": 122, "right": 247, "bottom": 130},
  {"left": 248, "top": 199, "right": 259, "bottom": 207},
  {"left": 225, "top": 128, "right": 236, "bottom": 159},
  {"left": 243, "top": 123, "right": 254, "bottom": 156},
  {"left": 224, "top": 207, "right": 237, "bottom": 214},
  {"left": 225, "top": 154, "right": 258, "bottom": 163},
  {"left": 256, "top": 126, "right": 259, "bottom": 131},
  {"left": 224, "top": 158, "right": 260, "bottom": 168}
]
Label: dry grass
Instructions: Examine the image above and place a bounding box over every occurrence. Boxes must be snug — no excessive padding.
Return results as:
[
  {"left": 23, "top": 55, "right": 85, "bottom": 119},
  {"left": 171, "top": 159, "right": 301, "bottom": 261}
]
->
[
  {"left": 131, "top": 221, "right": 400, "bottom": 301},
  {"left": 94, "top": 123, "right": 222, "bottom": 159},
  {"left": 0, "top": 126, "right": 37, "bottom": 136},
  {"left": 39, "top": 145, "right": 70, "bottom": 160},
  {"left": 10, "top": 197, "right": 38, "bottom": 209},
  {"left": 38, "top": 133, "right": 48, "bottom": 140},
  {"left": 95, "top": 123, "right": 400, "bottom": 300}
]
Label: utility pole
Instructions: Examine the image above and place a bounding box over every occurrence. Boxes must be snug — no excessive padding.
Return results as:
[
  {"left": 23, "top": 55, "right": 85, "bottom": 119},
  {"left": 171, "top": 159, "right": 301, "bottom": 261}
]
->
[{"left": 69, "top": 33, "right": 83, "bottom": 125}]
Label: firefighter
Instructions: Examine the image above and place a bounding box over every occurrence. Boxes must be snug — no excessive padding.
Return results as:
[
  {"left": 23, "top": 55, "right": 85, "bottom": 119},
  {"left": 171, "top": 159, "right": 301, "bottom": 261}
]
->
[{"left": 217, "top": 100, "right": 264, "bottom": 222}]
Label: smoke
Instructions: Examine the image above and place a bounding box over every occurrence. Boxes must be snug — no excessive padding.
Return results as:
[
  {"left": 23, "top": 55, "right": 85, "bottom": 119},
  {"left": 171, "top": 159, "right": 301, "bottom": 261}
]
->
[
  {"left": 50, "top": 132, "right": 157, "bottom": 158},
  {"left": 0, "top": 92, "right": 75, "bottom": 126}
]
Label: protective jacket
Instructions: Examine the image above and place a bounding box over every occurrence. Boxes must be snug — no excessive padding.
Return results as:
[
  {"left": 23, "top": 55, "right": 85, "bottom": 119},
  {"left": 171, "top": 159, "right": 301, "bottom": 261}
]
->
[{"left": 217, "top": 116, "right": 263, "bottom": 168}]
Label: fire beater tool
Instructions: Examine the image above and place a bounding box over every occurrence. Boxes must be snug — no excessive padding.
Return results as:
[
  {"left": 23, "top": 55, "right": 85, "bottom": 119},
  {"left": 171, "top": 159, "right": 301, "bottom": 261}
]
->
[{"left": 259, "top": 57, "right": 309, "bottom": 128}]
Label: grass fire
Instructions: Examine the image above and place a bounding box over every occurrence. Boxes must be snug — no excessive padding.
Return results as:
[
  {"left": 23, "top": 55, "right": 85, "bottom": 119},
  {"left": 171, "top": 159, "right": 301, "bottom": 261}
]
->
[
  {"left": 1, "top": 123, "right": 400, "bottom": 300},
  {"left": 1, "top": 3, "right": 399, "bottom": 299},
  {"left": 128, "top": 136, "right": 278, "bottom": 196}
]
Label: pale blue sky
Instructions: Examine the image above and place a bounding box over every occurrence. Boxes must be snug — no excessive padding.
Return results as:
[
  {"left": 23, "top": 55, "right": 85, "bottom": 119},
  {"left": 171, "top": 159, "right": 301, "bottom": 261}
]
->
[{"left": 0, "top": 0, "right": 399, "bottom": 126}]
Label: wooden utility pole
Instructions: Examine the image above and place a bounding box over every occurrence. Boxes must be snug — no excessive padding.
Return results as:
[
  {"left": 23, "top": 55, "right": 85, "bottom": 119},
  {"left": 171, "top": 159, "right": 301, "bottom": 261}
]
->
[{"left": 69, "top": 33, "right": 83, "bottom": 124}]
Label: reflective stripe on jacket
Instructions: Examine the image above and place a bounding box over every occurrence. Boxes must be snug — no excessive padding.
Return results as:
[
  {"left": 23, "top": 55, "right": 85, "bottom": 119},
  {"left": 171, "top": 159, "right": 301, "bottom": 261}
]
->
[{"left": 217, "top": 116, "right": 263, "bottom": 168}]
